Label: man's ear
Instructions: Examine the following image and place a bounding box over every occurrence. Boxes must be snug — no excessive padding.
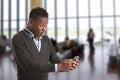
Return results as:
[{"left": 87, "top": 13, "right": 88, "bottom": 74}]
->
[{"left": 28, "top": 18, "right": 33, "bottom": 26}]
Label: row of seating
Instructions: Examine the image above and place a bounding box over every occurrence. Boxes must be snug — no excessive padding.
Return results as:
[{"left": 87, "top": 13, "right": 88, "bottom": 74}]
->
[{"left": 51, "top": 38, "right": 85, "bottom": 60}]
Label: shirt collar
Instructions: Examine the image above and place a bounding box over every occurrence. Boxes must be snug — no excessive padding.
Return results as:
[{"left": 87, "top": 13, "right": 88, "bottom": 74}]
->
[{"left": 24, "top": 28, "right": 43, "bottom": 40}]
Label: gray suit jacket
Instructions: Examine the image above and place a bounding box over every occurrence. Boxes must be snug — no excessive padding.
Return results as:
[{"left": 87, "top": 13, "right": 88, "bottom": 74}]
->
[{"left": 12, "top": 30, "right": 60, "bottom": 80}]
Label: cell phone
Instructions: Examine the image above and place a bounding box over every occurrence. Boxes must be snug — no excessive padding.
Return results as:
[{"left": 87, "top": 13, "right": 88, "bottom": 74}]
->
[{"left": 73, "top": 56, "right": 79, "bottom": 60}]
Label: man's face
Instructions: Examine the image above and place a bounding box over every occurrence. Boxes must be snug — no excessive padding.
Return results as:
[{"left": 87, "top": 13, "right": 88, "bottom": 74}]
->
[{"left": 30, "top": 17, "right": 48, "bottom": 36}]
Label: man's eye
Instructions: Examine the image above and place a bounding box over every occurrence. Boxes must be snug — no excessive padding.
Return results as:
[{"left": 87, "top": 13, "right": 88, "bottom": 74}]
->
[{"left": 43, "top": 24, "right": 46, "bottom": 26}]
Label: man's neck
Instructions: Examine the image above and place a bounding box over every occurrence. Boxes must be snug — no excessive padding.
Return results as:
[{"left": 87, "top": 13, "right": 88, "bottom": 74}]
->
[{"left": 26, "top": 27, "right": 38, "bottom": 40}]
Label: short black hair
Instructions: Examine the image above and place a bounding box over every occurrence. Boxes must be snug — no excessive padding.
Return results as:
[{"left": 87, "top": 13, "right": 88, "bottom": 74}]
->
[{"left": 29, "top": 7, "right": 48, "bottom": 20}]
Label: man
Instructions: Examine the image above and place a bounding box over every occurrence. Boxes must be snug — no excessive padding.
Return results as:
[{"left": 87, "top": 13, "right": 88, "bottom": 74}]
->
[
  {"left": 87, "top": 28, "right": 95, "bottom": 52},
  {"left": 12, "top": 7, "right": 79, "bottom": 80}
]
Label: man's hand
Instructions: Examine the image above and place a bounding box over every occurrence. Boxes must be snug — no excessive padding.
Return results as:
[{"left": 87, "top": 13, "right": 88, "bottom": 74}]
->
[
  {"left": 71, "top": 59, "right": 79, "bottom": 70},
  {"left": 58, "top": 59, "right": 79, "bottom": 71}
]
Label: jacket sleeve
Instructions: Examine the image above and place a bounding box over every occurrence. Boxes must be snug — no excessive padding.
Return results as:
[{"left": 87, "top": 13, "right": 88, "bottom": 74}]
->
[
  {"left": 12, "top": 34, "right": 55, "bottom": 73},
  {"left": 48, "top": 37, "right": 61, "bottom": 63}
]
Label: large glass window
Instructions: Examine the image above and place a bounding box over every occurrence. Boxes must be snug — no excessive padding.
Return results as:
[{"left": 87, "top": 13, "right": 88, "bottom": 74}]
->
[
  {"left": 57, "top": 19, "right": 65, "bottom": 42},
  {"left": 11, "top": 0, "right": 17, "bottom": 20},
  {"left": 91, "top": 18, "right": 101, "bottom": 30},
  {"left": 68, "top": 0, "right": 76, "bottom": 17},
  {"left": 47, "top": 19, "right": 55, "bottom": 38},
  {"left": 0, "top": 0, "right": 1, "bottom": 35},
  {"left": 11, "top": 21, "right": 17, "bottom": 38},
  {"left": 116, "top": 0, "right": 120, "bottom": 15},
  {"left": 47, "top": 0, "right": 54, "bottom": 18},
  {"left": 11, "top": 0, "right": 17, "bottom": 37},
  {"left": 68, "top": 19, "right": 77, "bottom": 39},
  {"left": 20, "top": 0, "right": 25, "bottom": 19},
  {"left": 79, "top": 0, "right": 88, "bottom": 17},
  {"left": 3, "top": 0, "right": 9, "bottom": 37},
  {"left": 19, "top": 21, "right": 25, "bottom": 30},
  {"left": 103, "top": 0, "right": 113, "bottom": 16},
  {"left": 0, "top": 0, "right": 29, "bottom": 38},
  {"left": 3, "top": 21, "right": 8, "bottom": 37},
  {"left": 46, "top": 0, "right": 55, "bottom": 40},
  {"left": 103, "top": 18, "right": 114, "bottom": 41},
  {"left": 116, "top": 18, "right": 120, "bottom": 40},
  {"left": 57, "top": 0, "right": 65, "bottom": 18},
  {"left": 0, "top": 0, "right": 1, "bottom": 18},
  {"left": 4, "top": 0, "right": 8, "bottom": 20},
  {"left": 43, "top": 0, "right": 120, "bottom": 48},
  {"left": 79, "top": 18, "right": 89, "bottom": 42},
  {"left": 90, "top": 0, "right": 101, "bottom": 16},
  {"left": 91, "top": 18, "right": 101, "bottom": 42}
]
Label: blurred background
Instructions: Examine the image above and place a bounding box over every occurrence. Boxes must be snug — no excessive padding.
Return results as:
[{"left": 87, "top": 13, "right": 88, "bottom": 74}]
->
[{"left": 0, "top": 0, "right": 120, "bottom": 80}]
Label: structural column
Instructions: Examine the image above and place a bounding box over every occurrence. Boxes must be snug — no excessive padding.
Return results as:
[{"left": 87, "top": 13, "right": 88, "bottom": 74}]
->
[{"left": 30, "top": 0, "right": 42, "bottom": 10}]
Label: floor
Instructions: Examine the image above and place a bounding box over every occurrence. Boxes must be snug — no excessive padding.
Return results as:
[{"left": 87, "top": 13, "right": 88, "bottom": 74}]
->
[{"left": 0, "top": 42, "right": 120, "bottom": 80}]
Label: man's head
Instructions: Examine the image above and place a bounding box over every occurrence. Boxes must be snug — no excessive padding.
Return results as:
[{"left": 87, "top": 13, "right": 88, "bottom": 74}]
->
[
  {"left": 29, "top": 7, "right": 48, "bottom": 20},
  {"left": 28, "top": 7, "right": 49, "bottom": 37}
]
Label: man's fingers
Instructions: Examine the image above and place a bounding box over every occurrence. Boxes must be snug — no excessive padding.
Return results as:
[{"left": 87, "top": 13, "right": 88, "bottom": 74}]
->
[{"left": 60, "top": 59, "right": 79, "bottom": 71}]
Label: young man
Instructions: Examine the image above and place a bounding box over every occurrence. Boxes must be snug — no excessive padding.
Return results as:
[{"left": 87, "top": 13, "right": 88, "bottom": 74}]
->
[{"left": 12, "top": 7, "right": 79, "bottom": 80}]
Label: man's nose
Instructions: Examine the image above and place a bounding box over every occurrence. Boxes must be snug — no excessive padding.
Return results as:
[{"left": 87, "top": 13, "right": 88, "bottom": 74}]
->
[{"left": 43, "top": 27, "right": 46, "bottom": 31}]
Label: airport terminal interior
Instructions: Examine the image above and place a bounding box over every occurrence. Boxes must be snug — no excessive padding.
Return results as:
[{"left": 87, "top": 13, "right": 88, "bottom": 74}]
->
[{"left": 0, "top": 0, "right": 120, "bottom": 80}]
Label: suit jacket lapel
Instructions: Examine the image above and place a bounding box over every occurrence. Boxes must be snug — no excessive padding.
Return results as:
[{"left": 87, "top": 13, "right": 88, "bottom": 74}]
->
[{"left": 21, "top": 31, "right": 39, "bottom": 54}]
